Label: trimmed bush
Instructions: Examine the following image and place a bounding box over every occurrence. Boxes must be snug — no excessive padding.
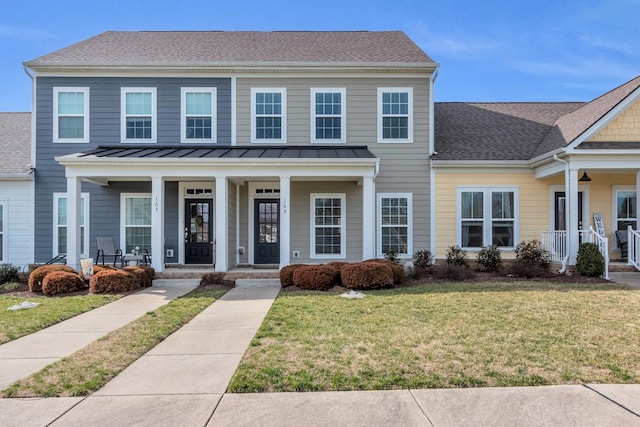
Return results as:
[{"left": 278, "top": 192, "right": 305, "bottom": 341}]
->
[
  {"left": 365, "top": 259, "right": 405, "bottom": 285},
  {"left": 89, "top": 269, "right": 138, "bottom": 293},
  {"left": 341, "top": 261, "right": 394, "bottom": 290},
  {"left": 326, "top": 262, "right": 349, "bottom": 285},
  {"left": 0, "top": 264, "right": 19, "bottom": 284},
  {"left": 512, "top": 240, "right": 551, "bottom": 278},
  {"left": 279, "top": 264, "right": 305, "bottom": 288},
  {"left": 200, "top": 272, "right": 226, "bottom": 286},
  {"left": 476, "top": 245, "right": 502, "bottom": 272},
  {"left": 42, "top": 271, "right": 86, "bottom": 296},
  {"left": 123, "top": 266, "right": 154, "bottom": 288},
  {"left": 292, "top": 265, "right": 338, "bottom": 291},
  {"left": 446, "top": 246, "right": 469, "bottom": 267},
  {"left": 433, "top": 263, "right": 477, "bottom": 281},
  {"left": 28, "top": 265, "right": 78, "bottom": 292},
  {"left": 576, "top": 242, "right": 605, "bottom": 277}
]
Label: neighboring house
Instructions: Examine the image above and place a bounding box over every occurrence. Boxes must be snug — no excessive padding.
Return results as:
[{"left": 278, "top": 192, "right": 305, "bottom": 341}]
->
[
  {"left": 23, "top": 31, "right": 439, "bottom": 272},
  {"left": 432, "top": 76, "right": 640, "bottom": 267},
  {"left": 0, "top": 112, "right": 34, "bottom": 270}
]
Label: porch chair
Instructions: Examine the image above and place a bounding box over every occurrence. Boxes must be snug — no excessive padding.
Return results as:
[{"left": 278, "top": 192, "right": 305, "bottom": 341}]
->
[
  {"left": 96, "top": 237, "right": 124, "bottom": 267},
  {"left": 615, "top": 230, "right": 628, "bottom": 261}
]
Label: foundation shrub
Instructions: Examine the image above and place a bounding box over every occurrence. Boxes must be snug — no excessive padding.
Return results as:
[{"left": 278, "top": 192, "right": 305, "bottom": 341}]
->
[
  {"left": 89, "top": 269, "right": 138, "bottom": 293},
  {"left": 364, "top": 259, "right": 405, "bottom": 285},
  {"left": 433, "top": 263, "right": 477, "bottom": 281},
  {"left": 42, "top": 271, "right": 86, "bottom": 296},
  {"left": 341, "top": 261, "right": 394, "bottom": 290},
  {"left": 123, "top": 266, "right": 154, "bottom": 288},
  {"left": 476, "top": 245, "right": 503, "bottom": 272},
  {"left": 325, "top": 262, "right": 349, "bottom": 285},
  {"left": 512, "top": 240, "right": 551, "bottom": 278},
  {"left": 0, "top": 264, "right": 20, "bottom": 284},
  {"left": 279, "top": 264, "right": 305, "bottom": 288},
  {"left": 292, "top": 265, "right": 338, "bottom": 291},
  {"left": 576, "top": 242, "right": 605, "bottom": 277},
  {"left": 28, "top": 265, "right": 78, "bottom": 293},
  {"left": 446, "top": 245, "right": 469, "bottom": 267},
  {"left": 200, "top": 272, "right": 226, "bottom": 286},
  {"left": 413, "top": 250, "right": 435, "bottom": 271}
]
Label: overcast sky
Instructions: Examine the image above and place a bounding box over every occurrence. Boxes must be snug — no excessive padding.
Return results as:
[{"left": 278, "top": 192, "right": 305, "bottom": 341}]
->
[{"left": 1, "top": 0, "right": 639, "bottom": 111}]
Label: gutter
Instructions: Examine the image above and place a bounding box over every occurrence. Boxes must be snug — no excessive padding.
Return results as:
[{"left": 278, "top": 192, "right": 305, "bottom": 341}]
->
[{"left": 553, "top": 154, "right": 570, "bottom": 273}]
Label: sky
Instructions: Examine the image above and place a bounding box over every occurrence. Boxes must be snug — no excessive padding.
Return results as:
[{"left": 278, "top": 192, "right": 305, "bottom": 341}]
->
[{"left": 1, "top": 0, "right": 639, "bottom": 112}]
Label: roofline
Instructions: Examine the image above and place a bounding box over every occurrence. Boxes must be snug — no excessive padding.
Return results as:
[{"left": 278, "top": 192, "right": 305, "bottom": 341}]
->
[
  {"left": 0, "top": 172, "right": 34, "bottom": 181},
  {"left": 431, "top": 160, "right": 530, "bottom": 168}
]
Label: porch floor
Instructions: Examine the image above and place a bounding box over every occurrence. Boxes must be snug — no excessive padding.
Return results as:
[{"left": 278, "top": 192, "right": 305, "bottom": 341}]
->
[{"left": 155, "top": 266, "right": 280, "bottom": 280}]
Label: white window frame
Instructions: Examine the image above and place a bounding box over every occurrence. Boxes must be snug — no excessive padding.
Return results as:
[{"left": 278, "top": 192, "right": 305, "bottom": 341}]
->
[
  {"left": 181, "top": 87, "right": 216, "bottom": 143},
  {"left": 612, "top": 185, "right": 637, "bottom": 248},
  {"left": 377, "top": 87, "right": 413, "bottom": 143},
  {"left": 53, "top": 193, "right": 90, "bottom": 258},
  {"left": 310, "top": 193, "right": 346, "bottom": 259},
  {"left": 121, "top": 87, "right": 157, "bottom": 143},
  {"left": 251, "top": 88, "right": 286, "bottom": 143},
  {"left": 120, "top": 193, "right": 152, "bottom": 255},
  {"left": 377, "top": 193, "right": 413, "bottom": 258},
  {"left": 0, "top": 202, "right": 5, "bottom": 262},
  {"left": 53, "top": 87, "right": 90, "bottom": 143},
  {"left": 456, "top": 187, "right": 519, "bottom": 250},
  {"left": 310, "top": 88, "right": 346, "bottom": 143}
]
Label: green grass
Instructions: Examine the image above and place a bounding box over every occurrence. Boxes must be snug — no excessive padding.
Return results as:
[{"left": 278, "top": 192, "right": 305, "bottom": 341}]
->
[
  {"left": 229, "top": 281, "right": 640, "bottom": 392},
  {"left": 0, "top": 294, "right": 121, "bottom": 344},
  {"left": 2, "top": 288, "right": 226, "bottom": 397}
]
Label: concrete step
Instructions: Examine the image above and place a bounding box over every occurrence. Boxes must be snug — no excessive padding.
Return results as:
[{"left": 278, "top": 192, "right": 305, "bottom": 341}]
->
[{"left": 235, "top": 279, "right": 281, "bottom": 288}]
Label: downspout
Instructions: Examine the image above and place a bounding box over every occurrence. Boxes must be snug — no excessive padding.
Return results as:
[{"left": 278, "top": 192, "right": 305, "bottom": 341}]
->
[{"left": 553, "top": 154, "right": 569, "bottom": 273}]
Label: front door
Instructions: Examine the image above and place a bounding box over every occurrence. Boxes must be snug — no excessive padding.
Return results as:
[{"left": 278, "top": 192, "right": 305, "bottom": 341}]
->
[
  {"left": 554, "top": 192, "right": 584, "bottom": 231},
  {"left": 254, "top": 199, "right": 280, "bottom": 264},
  {"left": 185, "top": 199, "right": 213, "bottom": 264}
]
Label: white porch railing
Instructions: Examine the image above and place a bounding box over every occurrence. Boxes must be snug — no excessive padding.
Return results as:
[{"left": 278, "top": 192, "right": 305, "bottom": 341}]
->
[
  {"left": 540, "top": 227, "right": 609, "bottom": 279},
  {"left": 628, "top": 226, "right": 640, "bottom": 271}
]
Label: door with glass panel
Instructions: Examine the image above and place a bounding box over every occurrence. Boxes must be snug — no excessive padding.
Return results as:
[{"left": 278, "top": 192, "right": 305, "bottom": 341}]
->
[
  {"left": 254, "top": 199, "right": 280, "bottom": 264},
  {"left": 185, "top": 199, "right": 213, "bottom": 264},
  {"left": 554, "top": 192, "right": 584, "bottom": 231}
]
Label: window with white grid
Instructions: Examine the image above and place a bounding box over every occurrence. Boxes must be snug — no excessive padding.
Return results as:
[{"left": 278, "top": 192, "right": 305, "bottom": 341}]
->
[
  {"left": 181, "top": 88, "right": 216, "bottom": 142},
  {"left": 311, "top": 88, "right": 345, "bottom": 142},
  {"left": 54, "top": 87, "right": 89, "bottom": 142},
  {"left": 311, "top": 194, "right": 345, "bottom": 258},
  {"left": 377, "top": 87, "right": 413, "bottom": 143},
  {"left": 121, "top": 194, "right": 151, "bottom": 254},
  {"left": 53, "top": 193, "right": 89, "bottom": 257},
  {"left": 378, "top": 193, "right": 412, "bottom": 257},
  {"left": 252, "top": 88, "right": 286, "bottom": 143},
  {"left": 121, "top": 88, "right": 156, "bottom": 142}
]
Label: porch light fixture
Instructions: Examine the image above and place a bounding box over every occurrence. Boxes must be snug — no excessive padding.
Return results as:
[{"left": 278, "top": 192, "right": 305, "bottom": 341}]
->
[{"left": 579, "top": 171, "right": 592, "bottom": 182}]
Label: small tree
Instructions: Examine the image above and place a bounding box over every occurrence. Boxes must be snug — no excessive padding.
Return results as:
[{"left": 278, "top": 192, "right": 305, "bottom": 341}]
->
[
  {"left": 576, "top": 242, "right": 605, "bottom": 277},
  {"left": 512, "top": 240, "right": 551, "bottom": 278},
  {"left": 476, "top": 245, "right": 502, "bottom": 272},
  {"left": 446, "top": 245, "right": 468, "bottom": 267}
]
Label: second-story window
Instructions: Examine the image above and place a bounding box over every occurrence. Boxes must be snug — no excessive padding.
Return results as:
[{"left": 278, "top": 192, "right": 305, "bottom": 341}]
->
[
  {"left": 121, "top": 88, "right": 156, "bottom": 143},
  {"left": 182, "top": 88, "right": 216, "bottom": 143},
  {"left": 311, "top": 88, "right": 346, "bottom": 143},
  {"left": 378, "top": 87, "right": 413, "bottom": 143},
  {"left": 252, "top": 88, "right": 286, "bottom": 143},
  {"left": 54, "top": 87, "right": 89, "bottom": 143}
]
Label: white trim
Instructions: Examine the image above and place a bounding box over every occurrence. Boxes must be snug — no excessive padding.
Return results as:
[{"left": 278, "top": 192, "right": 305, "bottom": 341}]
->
[
  {"left": 121, "top": 87, "right": 157, "bottom": 143},
  {"left": 0, "top": 201, "right": 5, "bottom": 263},
  {"left": 231, "top": 77, "right": 237, "bottom": 146},
  {"left": 180, "top": 87, "right": 217, "bottom": 143},
  {"left": 53, "top": 87, "right": 90, "bottom": 143},
  {"left": 310, "top": 88, "right": 346, "bottom": 143},
  {"left": 376, "top": 193, "right": 413, "bottom": 258},
  {"left": 456, "top": 186, "right": 519, "bottom": 250},
  {"left": 248, "top": 182, "right": 280, "bottom": 264},
  {"left": 120, "top": 193, "right": 152, "bottom": 255},
  {"left": 377, "top": 87, "right": 413, "bottom": 143},
  {"left": 53, "top": 192, "right": 89, "bottom": 258},
  {"left": 310, "top": 193, "right": 346, "bottom": 259},
  {"left": 251, "top": 87, "right": 287, "bottom": 143},
  {"left": 612, "top": 185, "right": 637, "bottom": 249},
  {"left": 215, "top": 177, "right": 228, "bottom": 272},
  {"left": 178, "top": 182, "right": 215, "bottom": 264}
]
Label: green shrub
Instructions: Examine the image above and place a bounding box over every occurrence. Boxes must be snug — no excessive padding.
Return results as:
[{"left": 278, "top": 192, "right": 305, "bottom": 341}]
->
[
  {"left": 476, "top": 245, "right": 502, "bottom": 272},
  {"left": 576, "top": 242, "right": 605, "bottom": 277},
  {"left": 446, "top": 245, "right": 468, "bottom": 267},
  {"left": 0, "top": 264, "right": 19, "bottom": 284},
  {"left": 512, "top": 240, "right": 551, "bottom": 278},
  {"left": 341, "top": 262, "right": 394, "bottom": 290},
  {"left": 413, "top": 250, "right": 434, "bottom": 270},
  {"left": 433, "top": 263, "right": 477, "bottom": 281},
  {"left": 292, "top": 265, "right": 338, "bottom": 291}
]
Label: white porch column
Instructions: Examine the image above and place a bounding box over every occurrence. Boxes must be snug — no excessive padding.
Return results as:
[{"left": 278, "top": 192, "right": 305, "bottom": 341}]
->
[
  {"left": 151, "top": 176, "right": 165, "bottom": 272},
  {"left": 279, "top": 176, "right": 291, "bottom": 269},
  {"left": 567, "top": 168, "right": 580, "bottom": 264},
  {"left": 215, "top": 176, "right": 228, "bottom": 272},
  {"left": 636, "top": 170, "right": 640, "bottom": 230},
  {"left": 66, "top": 176, "right": 81, "bottom": 270},
  {"left": 362, "top": 176, "right": 376, "bottom": 260}
]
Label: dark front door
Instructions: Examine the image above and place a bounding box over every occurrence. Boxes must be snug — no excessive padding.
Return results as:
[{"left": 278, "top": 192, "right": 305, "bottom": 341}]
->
[
  {"left": 185, "top": 199, "right": 213, "bottom": 264},
  {"left": 554, "top": 192, "right": 584, "bottom": 231},
  {"left": 254, "top": 199, "right": 280, "bottom": 264}
]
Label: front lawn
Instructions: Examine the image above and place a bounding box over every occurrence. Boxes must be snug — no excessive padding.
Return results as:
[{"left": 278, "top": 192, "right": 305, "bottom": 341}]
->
[{"left": 229, "top": 282, "right": 640, "bottom": 392}]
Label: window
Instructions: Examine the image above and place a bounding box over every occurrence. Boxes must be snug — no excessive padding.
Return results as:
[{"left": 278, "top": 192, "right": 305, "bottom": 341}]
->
[
  {"left": 53, "top": 87, "right": 89, "bottom": 142},
  {"left": 181, "top": 88, "right": 216, "bottom": 142},
  {"left": 458, "top": 187, "right": 518, "bottom": 248},
  {"left": 311, "top": 194, "right": 346, "bottom": 258},
  {"left": 121, "top": 88, "right": 156, "bottom": 142},
  {"left": 0, "top": 203, "right": 4, "bottom": 262},
  {"left": 378, "top": 193, "right": 413, "bottom": 257},
  {"left": 251, "top": 88, "right": 286, "bottom": 143},
  {"left": 53, "top": 193, "right": 89, "bottom": 257},
  {"left": 311, "top": 88, "right": 345, "bottom": 142},
  {"left": 613, "top": 186, "right": 637, "bottom": 246},
  {"left": 121, "top": 194, "right": 152, "bottom": 254},
  {"left": 378, "top": 87, "right": 413, "bottom": 143}
]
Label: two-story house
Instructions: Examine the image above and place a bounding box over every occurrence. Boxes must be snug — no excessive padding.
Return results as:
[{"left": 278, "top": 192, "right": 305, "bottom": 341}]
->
[{"left": 24, "top": 31, "right": 438, "bottom": 273}]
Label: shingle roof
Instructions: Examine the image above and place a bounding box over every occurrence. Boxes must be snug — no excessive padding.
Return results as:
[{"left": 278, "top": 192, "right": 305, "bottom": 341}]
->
[
  {"left": 433, "top": 103, "right": 583, "bottom": 161},
  {"left": 0, "top": 113, "right": 31, "bottom": 174},
  {"left": 25, "top": 31, "right": 435, "bottom": 67}
]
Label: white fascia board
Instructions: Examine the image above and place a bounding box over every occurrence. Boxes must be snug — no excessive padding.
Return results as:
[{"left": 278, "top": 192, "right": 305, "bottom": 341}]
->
[
  {"left": 0, "top": 173, "right": 34, "bottom": 181},
  {"left": 431, "top": 160, "right": 530, "bottom": 168}
]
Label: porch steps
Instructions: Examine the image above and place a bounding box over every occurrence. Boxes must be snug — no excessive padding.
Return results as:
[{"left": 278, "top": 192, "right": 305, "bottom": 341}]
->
[
  {"left": 154, "top": 267, "right": 280, "bottom": 281},
  {"left": 608, "top": 262, "right": 638, "bottom": 273}
]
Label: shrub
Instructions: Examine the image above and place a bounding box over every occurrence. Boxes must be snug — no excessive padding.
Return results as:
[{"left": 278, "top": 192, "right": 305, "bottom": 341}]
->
[
  {"left": 413, "top": 250, "right": 435, "bottom": 270},
  {"left": 292, "top": 265, "right": 338, "bottom": 291},
  {"left": 446, "top": 245, "right": 468, "bottom": 267},
  {"left": 0, "top": 264, "right": 19, "bottom": 284},
  {"left": 576, "top": 242, "right": 605, "bottom": 277},
  {"left": 201, "top": 272, "right": 226, "bottom": 286},
  {"left": 89, "top": 269, "right": 138, "bottom": 293},
  {"left": 512, "top": 240, "right": 551, "bottom": 278},
  {"left": 28, "top": 265, "right": 77, "bottom": 293},
  {"left": 384, "top": 250, "right": 399, "bottom": 263},
  {"left": 326, "top": 262, "right": 349, "bottom": 285},
  {"left": 341, "top": 261, "right": 394, "bottom": 290},
  {"left": 123, "top": 266, "right": 154, "bottom": 288},
  {"left": 279, "top": 264, "right": 305, "bottom": 288},
  {"left": 365, "top": 259, "right": 405, "bottom": 285},
  {"left": 42, "top": 271, "right": 86, "bottom": 296},
  {"left": 476, "top": 245, "right": 502, "bottom": 272},
  {"left": 433, "top": 263, "right": 477, "bottom": 281}
]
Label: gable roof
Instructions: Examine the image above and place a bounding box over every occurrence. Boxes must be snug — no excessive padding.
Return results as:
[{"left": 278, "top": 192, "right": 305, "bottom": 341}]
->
[
  {"left": 0, "top": 113, "right": 31, "bottom": 175},
  {"left": 25, "top": 31, "right": 436, "bottom": 68}
]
